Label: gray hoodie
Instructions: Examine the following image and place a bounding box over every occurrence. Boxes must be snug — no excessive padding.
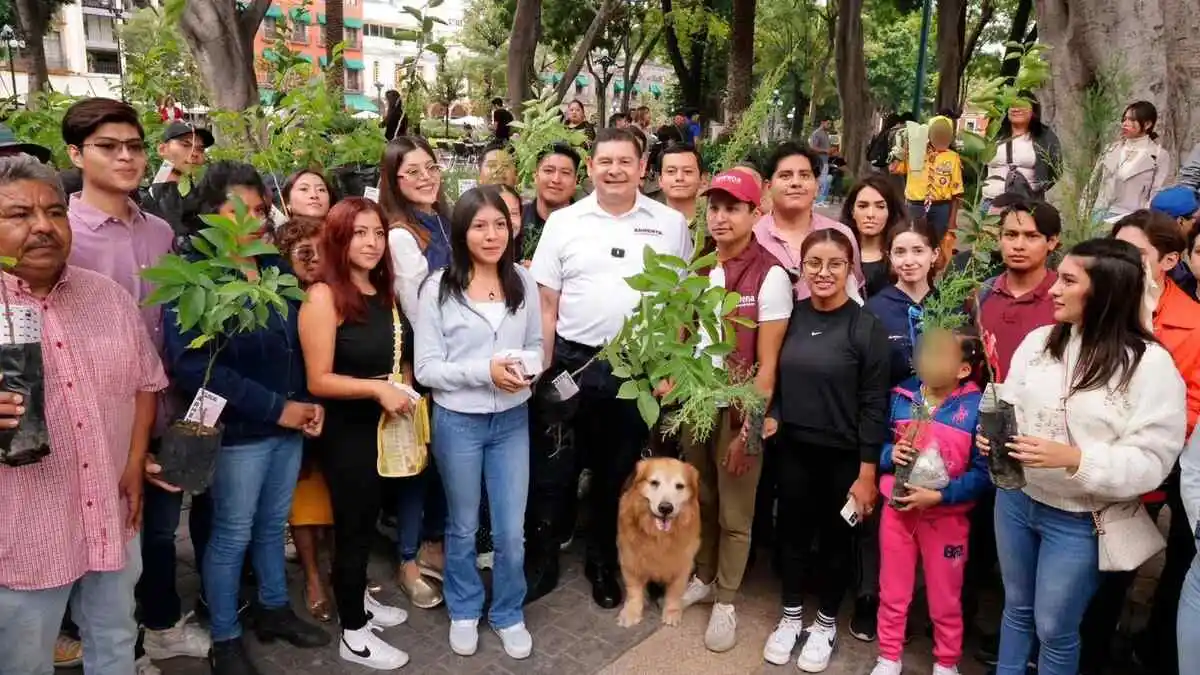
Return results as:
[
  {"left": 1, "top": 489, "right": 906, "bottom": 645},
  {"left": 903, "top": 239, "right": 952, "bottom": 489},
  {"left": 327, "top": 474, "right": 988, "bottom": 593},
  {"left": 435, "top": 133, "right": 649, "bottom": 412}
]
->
[{"left": 413, "top": 266, "right": 543, "bottom": 414}]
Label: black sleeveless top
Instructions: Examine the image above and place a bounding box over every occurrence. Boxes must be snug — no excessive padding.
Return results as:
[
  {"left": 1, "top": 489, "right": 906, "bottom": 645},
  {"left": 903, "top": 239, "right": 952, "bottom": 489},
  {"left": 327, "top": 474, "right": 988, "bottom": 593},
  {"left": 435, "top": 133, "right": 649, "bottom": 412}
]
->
[{"left": 323, "top": 294, "right": 413, "bottom": 427}]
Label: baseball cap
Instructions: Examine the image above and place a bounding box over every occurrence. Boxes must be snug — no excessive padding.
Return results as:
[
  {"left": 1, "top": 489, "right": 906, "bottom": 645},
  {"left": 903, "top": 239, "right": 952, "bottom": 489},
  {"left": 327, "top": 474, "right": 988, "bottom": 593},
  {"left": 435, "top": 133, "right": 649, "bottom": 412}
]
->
[
  {"left": 0, "top": 124, "right": 51, "bottom": 163},
  {"left": 1150, "top": 186, "right": 1199, "bottom": 219},
  {"left": 161, "top": 122, "right": 215, "bottom": 148},
  {"left": 701, "top": 169, "right": 761, "bottom": 207}
]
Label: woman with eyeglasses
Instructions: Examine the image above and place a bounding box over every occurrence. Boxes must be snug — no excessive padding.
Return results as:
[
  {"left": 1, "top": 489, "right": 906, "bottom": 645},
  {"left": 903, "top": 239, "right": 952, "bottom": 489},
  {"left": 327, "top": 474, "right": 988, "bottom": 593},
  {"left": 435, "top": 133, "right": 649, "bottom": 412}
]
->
[
  {"left": 762, "top": 228, "right": 891, "bottom": 673},
  {"left": 378, "top": 135, "right": 448, "bottom": 607}
]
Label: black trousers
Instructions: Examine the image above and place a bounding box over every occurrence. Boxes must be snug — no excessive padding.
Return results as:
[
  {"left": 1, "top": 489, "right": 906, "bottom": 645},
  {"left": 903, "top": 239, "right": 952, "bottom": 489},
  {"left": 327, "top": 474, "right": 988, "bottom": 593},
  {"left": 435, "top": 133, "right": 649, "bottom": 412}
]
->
[
  {"left": 319, "top": 424, "right": 382, "bottom": 631},
  {"left": 527, "top": 337, "right": 649, "bottom": 568},
  {"left": 776, "top": 435, "right": 860, "bottom": 616}
]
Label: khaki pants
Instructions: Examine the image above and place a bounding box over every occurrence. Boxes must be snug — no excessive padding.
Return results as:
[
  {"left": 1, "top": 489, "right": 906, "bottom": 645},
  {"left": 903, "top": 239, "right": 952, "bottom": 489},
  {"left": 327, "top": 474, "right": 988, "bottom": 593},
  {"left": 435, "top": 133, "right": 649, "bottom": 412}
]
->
[{"left": 681, "top": 409, "right": 763, "bottom": 604}]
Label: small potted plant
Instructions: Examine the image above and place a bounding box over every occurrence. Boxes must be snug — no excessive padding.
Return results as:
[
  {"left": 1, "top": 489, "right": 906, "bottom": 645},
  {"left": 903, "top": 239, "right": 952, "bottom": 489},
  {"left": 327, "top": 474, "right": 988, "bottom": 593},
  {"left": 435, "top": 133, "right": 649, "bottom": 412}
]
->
[
  {"left": 141, "top": 199, "right": 304, "bottom": 492},
  {"left": 0, "top": 255, "right": 50, "bottom": 466}
]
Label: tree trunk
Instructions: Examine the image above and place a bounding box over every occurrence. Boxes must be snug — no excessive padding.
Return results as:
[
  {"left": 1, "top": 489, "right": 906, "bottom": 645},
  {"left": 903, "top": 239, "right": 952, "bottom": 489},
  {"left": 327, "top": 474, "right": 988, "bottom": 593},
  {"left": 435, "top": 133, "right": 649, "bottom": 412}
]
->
[
  {"left": 179, "top": 0, "right": 271, "bottom": 112},
  {"left": 934, "top": 0, "right": 966, "bottom": 114},
  {"left": 619, "top": 28, "right": 662, "bottom": 112},
  {"left": 958, "top": 0, "right": 994, "bottom": 83},
  {"left": 1035, "top": 0, "right": 1200, "bottom": 167},
  {"left": 326, "top": 0, "right": 344, "bottom": 95},
  {"left": 806, "top": 5, "right": 837, "bottom": 125},
  {"left": 13, "top": 0, "right": 53, "bottom": 98},
  {"left": 998, "top": 0, "right": 1033, "bottom": 84},
  {"left": 835, "top": 0, "right": 870, "bottom": 177},
  {"left": 552, "top": 0, "right": 619, "bottom": 105},
  {"left": 506, "top": 0, "right": 541, "bottom": 115},
  {"left": 661, "top": 0, "right": 710, "bottom": 110},
  {"left": 724, "top": 0, "right": 757, "bottom": 124},
  {"left": 791, "top": 72, "right": 808, "bottom": 138}
]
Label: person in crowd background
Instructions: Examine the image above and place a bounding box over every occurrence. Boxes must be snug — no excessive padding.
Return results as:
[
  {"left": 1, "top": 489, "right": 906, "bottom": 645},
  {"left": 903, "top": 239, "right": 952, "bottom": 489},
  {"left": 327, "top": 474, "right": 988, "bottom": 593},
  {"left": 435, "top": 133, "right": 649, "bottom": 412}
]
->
[
  {"left": 809, "top": 119, "right": 833, "bottom": 207},
  {"left": 381, "top": 136, "right": 450, "bottom": 327},
  {"left": 983, "top": 238, "right": 1187, "bottom": 675},
  {"left": 0, "top": 156, "right": 168, "bottom": 675},
  {"left": 871, "top": 328, "right": 988, "bottom": 675},
  {"left": 478, "top": 143, "right": 518, "bottom": 188},
  {"left": 1094, "top": 101, "right": 1170, "bottom": 220},
  {"left": 564, "top": 100, "right": 596, "bottom": 144},
  {"left": 414, "top": 186, "right": 541, "bottom": 661},
  {"left": 658, "top": 142, "right": 706, "bottom": 224},
  {"left": 762, "top": 228, "right": 889, "bottom": 672},
  {"left": 382, "top": 90, "right": 407, "bottom": 141},
  {"left": 979, "top": 91, "right": 1061, "bottom": 211},
  {"left": 519, "top": 143, "right": 579, "bottom": 256},
  {"left": 898, "top": 116, "right": 963, "bottom": 255},
  {"left": 754, "top": 142, "right": 863, "bottom": 301},
  {"left": 143, "top": 122, "right": 213, "bottom": 232},
  {"left": 299, "top": 198, "right": 419, "bottom": 670},
  {"left": 491, "top": 98, "right": 513, "bottom": 144},
  {"left": 843, "top": 175, "right": 908, "bottom": 298},
  {"left": 677, "top": 170, "right": 790, "bottom": 653},
  {"left": 281, "top": 170, "right": 334, "bottom": 220},
  {"left": 1150, "top": 185, "right": 1200, "bottom": 297},
  {"left": 866, "top": 218, "right": 939, "bottom": 388}
]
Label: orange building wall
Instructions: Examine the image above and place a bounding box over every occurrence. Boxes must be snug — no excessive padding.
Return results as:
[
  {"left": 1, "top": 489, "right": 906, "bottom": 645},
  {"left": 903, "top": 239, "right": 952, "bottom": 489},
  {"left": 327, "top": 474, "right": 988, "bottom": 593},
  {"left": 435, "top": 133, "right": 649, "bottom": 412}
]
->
[{"left": 252, "top": 1, "right": 365, "bottom": 93}]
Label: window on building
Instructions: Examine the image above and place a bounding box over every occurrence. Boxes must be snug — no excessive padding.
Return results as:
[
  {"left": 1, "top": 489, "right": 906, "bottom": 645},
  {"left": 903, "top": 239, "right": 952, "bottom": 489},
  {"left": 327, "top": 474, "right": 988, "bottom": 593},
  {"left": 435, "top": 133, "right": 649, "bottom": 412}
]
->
[
  {"left": 263, "top": 18, "right": 278, "bottom": 40},
  {"left": 394, "top": 64, "right": 404, "bottom": 89},
  {"left": 86, "top": 50, "right": 121, "bottom": 75},
  {"left": 346, "top": 27, "right": 360, "bottom": 48},
  {"left": 346, "top": 68, "right": 363, "bottom": 92},
  {"left": 291, "top": 22, "right": 308, "bottom": 44},
  {"left": 83, "top": 15, "right": 118, "bottom": 46}
]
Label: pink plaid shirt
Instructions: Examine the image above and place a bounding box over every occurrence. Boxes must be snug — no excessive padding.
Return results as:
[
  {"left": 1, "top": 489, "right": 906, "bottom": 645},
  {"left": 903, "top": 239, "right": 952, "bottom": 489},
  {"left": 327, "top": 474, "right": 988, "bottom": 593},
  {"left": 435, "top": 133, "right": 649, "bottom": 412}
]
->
[
  {"left": 753, "top": 212, "right": 864, "bottom": 300},
  {"left": 0, "top": 266, "right": 167, "bottom": 591}
]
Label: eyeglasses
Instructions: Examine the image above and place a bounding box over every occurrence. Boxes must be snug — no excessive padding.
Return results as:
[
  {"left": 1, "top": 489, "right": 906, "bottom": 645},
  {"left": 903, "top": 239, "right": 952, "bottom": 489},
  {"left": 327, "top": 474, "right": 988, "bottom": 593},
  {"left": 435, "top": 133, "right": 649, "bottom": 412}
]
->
[
  {"left": 293, "top": 244, "right": 317, "bottom": 264},
  {"left": 80, "top": 140, "right": 147, "bottom": 157},
  {"left": 398, "top": 164, "right": 443, "bottom": 181},
  {"left": 801, "top": 258, "right": 849, "bottom": 274}
]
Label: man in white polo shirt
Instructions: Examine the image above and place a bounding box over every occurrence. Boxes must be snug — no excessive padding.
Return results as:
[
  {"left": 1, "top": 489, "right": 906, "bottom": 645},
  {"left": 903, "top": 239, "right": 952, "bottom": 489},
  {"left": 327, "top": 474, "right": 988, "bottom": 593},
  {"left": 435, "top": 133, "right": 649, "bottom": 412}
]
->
[{"left": 526, "top": 127, "right": 692, "bottom": 609}]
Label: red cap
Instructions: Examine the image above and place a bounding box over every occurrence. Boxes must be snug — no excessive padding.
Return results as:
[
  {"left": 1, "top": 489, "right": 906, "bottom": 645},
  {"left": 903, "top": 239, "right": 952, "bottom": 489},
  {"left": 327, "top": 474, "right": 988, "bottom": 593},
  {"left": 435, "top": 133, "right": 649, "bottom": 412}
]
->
[{"left": 702, "top": 169, "right": 761, "bottom": 207}]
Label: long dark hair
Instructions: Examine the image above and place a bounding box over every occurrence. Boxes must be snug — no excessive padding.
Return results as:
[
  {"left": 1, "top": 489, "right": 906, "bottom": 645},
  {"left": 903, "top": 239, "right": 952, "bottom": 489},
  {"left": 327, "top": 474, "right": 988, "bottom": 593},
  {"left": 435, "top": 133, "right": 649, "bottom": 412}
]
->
[
  {"left": 183, "top": 160, "right": 266, "bottom": 232},
  {"left": 997, "top": 90, "right": 1048, "bottom": 140},
  {"left": 882, "top": 216, "right": 938, "bottom": 286},
  {"left": 379, "top": 135, "right": 449, "bottom": 230},
  {"left": 841, "top": 175, "right": 906, "bottom": 245},
  {"left": 280, "top": 169, "right": 337, "bottom": 211},
  {"left": 438, "top": 186, "right": 524, "bottom": 313},
  {"left": 1045, "top": 238, "right": 1156, "bottom": 393},
  {"left": 1124, "top": 100, "right": 1159, "bottom": 141}
]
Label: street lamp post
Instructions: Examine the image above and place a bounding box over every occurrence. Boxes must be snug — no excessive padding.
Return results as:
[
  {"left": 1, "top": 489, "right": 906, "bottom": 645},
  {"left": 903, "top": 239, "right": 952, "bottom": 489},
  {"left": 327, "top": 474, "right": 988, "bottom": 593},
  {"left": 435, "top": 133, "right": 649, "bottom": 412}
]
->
[
  {"left": 375, "top": 81, "right": 383, "bottom": 114},
  {"left": 103, "top": 0, "right": 126, "bottom": 100},
  {"left": 0, "top": 25, "right": 23, "bottom": 104},
  {"left": 592, "top": 48, "right": 616, "bottom": 127},
  {"left": 911, "top": 0, "right": 934, "bottom": 117}
]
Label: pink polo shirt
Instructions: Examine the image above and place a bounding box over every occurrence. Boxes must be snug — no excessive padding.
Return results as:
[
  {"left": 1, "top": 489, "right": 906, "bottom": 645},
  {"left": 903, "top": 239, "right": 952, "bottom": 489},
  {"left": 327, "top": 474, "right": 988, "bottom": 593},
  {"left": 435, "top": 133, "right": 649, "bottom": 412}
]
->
[
  {"left": 0, "top": 267, "right": 168, "bottom": 590},
  {"left": 753, "top": 211, "right": 864, "bottom": 300}
]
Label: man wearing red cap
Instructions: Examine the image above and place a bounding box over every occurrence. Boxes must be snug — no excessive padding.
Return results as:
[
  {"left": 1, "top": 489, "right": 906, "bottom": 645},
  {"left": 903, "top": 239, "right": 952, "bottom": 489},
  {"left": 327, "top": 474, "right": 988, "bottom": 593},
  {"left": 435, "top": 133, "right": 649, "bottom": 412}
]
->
[{"left": 677, "top": 169, "right": 791, "bottom": 652}]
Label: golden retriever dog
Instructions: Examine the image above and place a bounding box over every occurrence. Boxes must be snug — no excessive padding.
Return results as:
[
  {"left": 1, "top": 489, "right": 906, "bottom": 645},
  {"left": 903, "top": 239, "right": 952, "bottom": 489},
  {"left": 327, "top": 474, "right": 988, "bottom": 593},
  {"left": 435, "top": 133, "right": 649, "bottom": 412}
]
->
[{"left": 616, "top": 457, "right": 701, "bottom": 628}]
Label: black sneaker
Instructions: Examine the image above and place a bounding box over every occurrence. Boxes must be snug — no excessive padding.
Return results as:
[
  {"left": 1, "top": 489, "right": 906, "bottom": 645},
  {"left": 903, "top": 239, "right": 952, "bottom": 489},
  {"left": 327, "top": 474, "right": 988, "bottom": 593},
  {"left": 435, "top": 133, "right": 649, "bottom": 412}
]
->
[
  {"left": 849, "top": 595, "right": 877, "bottom": 642},
  {"left": 209, "top": 637, "right": 261, "bottom": 675},
  {"left": 253, "top": 606, "right": 331, "bottom": 648}
]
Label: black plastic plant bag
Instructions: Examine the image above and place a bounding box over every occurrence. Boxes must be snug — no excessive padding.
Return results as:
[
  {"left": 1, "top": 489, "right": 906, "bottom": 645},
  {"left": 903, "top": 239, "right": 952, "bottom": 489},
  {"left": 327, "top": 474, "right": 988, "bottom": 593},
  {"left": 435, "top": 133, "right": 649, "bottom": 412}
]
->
[
  {"left": 331, "top": 164, "right": 382, "bottom": 199},
  {"left": 0, "top": 342, "right": 49, "bottom": 466},
  {"left": 157, "top": 421, "right": 223, "bottom": 494},
  {"left": 981, "top": 399, "right": 1025, "bottom": 489}
]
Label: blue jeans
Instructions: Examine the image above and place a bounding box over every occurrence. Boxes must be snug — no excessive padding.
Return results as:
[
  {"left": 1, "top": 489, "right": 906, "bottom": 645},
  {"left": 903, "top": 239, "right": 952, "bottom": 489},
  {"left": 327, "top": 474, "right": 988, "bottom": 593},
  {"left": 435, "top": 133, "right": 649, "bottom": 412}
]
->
[
  {"left": 817, "top": 156, "right": 831, "bottom": 203},
  {"left": 432, "top": 403, "right": 529, "bottom": 628},
  {"left": 994, "top": 488, "right": 1100, "bottom": 675},
  {"left": 202, "top": 434, "right": 303, "bottom": 641},
  {"left": 909, "top": 200, "right": 954, "bottom": 246},
  {"left": 393, "top": 471, "right": 427, "bottom": 563},
  {"left": 1180, "top": 552, "right": 1200, "bottom": 671},
  {"left": 0, "top": 535, "right": 141, "bottom": 675}
]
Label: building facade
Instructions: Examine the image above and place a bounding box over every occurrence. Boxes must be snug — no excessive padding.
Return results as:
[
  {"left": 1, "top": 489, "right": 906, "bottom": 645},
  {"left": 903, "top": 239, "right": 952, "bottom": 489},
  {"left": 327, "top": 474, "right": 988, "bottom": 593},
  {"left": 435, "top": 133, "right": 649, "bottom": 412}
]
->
[
  {"left": 361, "top": 0, "right": 469, "bottom": 117},
  {"left": 254, "top": 0, "right": 371, "bottom": 111}
]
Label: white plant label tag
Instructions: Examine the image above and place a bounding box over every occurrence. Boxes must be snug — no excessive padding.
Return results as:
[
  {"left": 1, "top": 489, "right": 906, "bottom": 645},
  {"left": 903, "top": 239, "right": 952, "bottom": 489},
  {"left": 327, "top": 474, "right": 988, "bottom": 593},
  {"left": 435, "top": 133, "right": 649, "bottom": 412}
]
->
[
  {"left": 0, "top": 306, "right": 41, "bottom": 345},
  {"left": 183, "top": 388, "right": 227, "bottom": 428},
  {"left": 551, "top": 371, "right": 579, "bottom": 400},
  {"left": 153, "top": 161, "right": 175, "bottom": 184},
  {"left": 362, "top": 186, "right": 380, "bottom": 202}
]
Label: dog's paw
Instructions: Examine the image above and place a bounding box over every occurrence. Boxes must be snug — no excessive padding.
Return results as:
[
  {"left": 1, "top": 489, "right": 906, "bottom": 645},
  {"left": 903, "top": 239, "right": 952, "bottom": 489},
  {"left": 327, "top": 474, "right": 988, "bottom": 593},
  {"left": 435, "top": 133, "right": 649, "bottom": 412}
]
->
[
  {"left": 617, "top": 605, "right": 643, "bottom": 628},
  {"left": 661, "top": 608, "right": 682, "bottom": 626}
]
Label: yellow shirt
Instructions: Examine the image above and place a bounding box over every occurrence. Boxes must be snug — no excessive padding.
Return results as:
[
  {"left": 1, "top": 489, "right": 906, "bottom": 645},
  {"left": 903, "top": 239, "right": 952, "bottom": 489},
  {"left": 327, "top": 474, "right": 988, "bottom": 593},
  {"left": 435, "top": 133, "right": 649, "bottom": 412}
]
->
[{"left": 902, "top": 149, "right": 964, "bottom": 202}]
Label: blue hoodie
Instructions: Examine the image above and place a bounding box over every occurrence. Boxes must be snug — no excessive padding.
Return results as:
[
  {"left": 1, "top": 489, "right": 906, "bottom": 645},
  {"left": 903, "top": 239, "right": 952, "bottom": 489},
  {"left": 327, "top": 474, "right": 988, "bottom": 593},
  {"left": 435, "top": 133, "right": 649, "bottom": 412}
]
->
[
  {"left": 163, "top": 255, "right": 307, "bottom": 446},
  {"left": 416, "top": 211, "right": 451, "bottom": 272},
  {"left": 864, "top": 284, "right": 924, "bottom": 386}
]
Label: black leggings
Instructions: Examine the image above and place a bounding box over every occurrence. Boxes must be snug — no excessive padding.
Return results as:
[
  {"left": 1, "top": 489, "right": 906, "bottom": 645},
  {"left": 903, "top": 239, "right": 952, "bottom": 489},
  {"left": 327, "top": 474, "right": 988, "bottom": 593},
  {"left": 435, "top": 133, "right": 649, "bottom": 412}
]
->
[
  {"left": 776, "top": 437, "right": 861, "bottom": 616},
  {"left": 320, "top": 431, "right": 382, "bottom": 631}
]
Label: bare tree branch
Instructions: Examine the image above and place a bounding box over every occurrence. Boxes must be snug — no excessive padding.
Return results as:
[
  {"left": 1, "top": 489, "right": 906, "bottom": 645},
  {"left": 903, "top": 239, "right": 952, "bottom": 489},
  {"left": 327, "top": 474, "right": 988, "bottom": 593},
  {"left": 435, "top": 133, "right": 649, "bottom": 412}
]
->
[
  {"left": 239, "top": 0, "right": 273, "bottom": 44},
  {"left": 552, "top": 0, "right": 619, "bottom": 103}
]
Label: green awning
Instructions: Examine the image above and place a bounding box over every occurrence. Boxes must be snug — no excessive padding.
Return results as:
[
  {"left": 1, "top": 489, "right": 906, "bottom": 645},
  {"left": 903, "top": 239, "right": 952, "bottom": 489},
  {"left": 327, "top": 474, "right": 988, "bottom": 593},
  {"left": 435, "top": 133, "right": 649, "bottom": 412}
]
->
[
  {"left": 575, "top": 74, "right": 588, "bottom": 87},
  {"left": 288, "top": 7, "right": 312, "bottom": 23},
  {"left": 551, "top": 73, "right": 562, "bottom": 84},
  {"left": 319, "top": 55, "right": 329, "bottom": 67},
  {"left": 344, "top": 94, "right": 375, "bottom": 112},
  {"left": 649, "top": 83, "right": 662, "bottom": 95},
  {"left": 632, "top": 84, "right": 641, "bottom": 94},
  {"left": 298, "top": 54, "right": 314, "bottom": 63},
  {"left": 265, "top": 5, "right": 283, "bottom": 19},
  {"left": 343, "top": 17, "right": 363, "bottom": 28},
  {"left": 262, "top": 48, "right": 280, "bottom": 62},
  {"left": 259, "top": 89, "right": 277, "bottom": 106},
  {"left": 345, "top": 59, "right": 364, "bottom": 71},
  {"left": 613, "top": 81, "right": 625, "bottom": 93},
  {"left": 317, "top": 13, "right": 326, "bottom": 24}
]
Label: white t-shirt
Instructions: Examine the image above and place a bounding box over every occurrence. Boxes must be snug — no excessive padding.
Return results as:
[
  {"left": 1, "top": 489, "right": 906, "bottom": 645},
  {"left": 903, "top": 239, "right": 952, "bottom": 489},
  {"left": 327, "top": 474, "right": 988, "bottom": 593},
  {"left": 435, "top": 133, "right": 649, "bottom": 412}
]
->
[
  {"left": 530, "top": 193, "right": 693, "bottom": 347},
  {"left": 473, "top": 300, "right": 508, "bottom": 331},
  {"left": 389, "top": 228, "right": 428, "bottom": 322},
  {"left": 982, "top": 133, "right": 1038, "bottom": 199},
  {"left": 697, "top": 264, "right": 793, "bottom": 368}
]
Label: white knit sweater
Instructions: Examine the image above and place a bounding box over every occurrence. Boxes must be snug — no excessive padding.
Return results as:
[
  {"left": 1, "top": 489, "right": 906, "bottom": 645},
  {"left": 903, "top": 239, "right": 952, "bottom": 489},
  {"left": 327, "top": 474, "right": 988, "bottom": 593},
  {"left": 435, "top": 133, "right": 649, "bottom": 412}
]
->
[{"left": 1001, "top": 326, "right": 1187, "bottom": 513}]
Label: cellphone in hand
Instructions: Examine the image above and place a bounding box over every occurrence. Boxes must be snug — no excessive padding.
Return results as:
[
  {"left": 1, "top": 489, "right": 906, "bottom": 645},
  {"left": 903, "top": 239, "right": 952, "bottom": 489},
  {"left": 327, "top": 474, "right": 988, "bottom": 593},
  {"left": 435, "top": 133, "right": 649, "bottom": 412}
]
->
[{"left": 840, "top": 496, "right": 860, "bottom": 527}]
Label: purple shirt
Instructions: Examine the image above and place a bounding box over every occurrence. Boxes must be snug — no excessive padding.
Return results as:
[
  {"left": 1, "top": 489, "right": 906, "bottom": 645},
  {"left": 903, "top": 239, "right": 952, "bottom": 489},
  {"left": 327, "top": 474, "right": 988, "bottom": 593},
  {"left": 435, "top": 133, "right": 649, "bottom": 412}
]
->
[
  {"left": 753, "top": 211, "right": 864, "bottom": 300},
  {"left": 67, "top": 193, "right": 175, "bottom": 351}
]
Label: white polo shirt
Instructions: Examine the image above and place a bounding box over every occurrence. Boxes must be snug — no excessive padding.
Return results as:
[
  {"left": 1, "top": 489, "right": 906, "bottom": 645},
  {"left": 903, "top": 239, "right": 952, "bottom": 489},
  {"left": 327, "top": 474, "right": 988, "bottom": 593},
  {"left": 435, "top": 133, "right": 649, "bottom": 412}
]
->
[{"left": 530, "top": 193, "right": 692, "bottom": 347}]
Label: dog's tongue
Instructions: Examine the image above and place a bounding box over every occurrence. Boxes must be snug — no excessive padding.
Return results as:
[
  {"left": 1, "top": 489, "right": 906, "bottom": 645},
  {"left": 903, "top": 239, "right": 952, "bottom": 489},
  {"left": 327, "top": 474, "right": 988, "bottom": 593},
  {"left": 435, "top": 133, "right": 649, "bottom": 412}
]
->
[{"left": 655, "top": 517, "right": 672, "bottom": 532}]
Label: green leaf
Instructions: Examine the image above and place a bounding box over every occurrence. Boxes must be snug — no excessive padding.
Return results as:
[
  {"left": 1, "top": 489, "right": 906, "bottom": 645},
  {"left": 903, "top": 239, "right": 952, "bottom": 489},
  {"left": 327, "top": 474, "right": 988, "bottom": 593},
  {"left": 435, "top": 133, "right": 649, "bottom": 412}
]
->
[
  {"left": 142, "top": 284, "right": 185, "bottom": 308},
  {"left": 187, "top": 334, "right": 212, "bottom": 350},
  {"left": 616, "top": 380, "right": 640, "bottom": 400},
  {"left": 237, "top": 240, "right": 279, "bottom": 258},
  {"left": 280, "top": 286, "right": 307, "bottom": 302},
  {"left": 625, "top": 274, "right": 655, "bottom": 292},
  {"left": 704, "top": 342, "right": 735, "bottom": 357},
  {"left": 140, "top": 266, "right": 187, "bottom": 286},
  {"left": 426, "top": 42, "right": 448, "bottom": 57},
  {"left": 636, "top": 389, "right": 661, "bottom": 428},
  {"left": 178, "top": 285, "right": 207, "bottom": 332},
  {"left": 728, "top": 316, "right": 756, "bottom": 328}
]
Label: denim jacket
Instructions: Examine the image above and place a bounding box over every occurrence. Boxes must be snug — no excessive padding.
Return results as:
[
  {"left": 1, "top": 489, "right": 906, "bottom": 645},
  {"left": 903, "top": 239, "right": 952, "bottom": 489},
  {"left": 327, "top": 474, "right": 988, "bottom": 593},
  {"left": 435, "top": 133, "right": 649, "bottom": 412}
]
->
[{"left": 413, "top": 266, "right": 543, "bottom": 414}]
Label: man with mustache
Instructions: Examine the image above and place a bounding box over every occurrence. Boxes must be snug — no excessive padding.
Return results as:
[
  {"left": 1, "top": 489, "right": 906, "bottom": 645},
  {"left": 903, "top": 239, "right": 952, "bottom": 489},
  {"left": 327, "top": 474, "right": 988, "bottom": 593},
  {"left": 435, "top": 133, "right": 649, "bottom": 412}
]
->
[
  {"left": 0, "top": 155, "right": 168, "bottom": 674},
  {"left": 528, "top": 127, "right": 692, "bottom": 608}
]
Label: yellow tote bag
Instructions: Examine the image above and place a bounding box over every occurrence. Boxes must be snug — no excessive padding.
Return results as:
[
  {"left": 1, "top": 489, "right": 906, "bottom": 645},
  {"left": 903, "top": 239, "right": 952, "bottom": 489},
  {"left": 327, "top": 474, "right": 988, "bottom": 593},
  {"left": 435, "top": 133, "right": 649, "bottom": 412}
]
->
[{"left": 377, "top": 305, "right": 430, "bottom": 478}]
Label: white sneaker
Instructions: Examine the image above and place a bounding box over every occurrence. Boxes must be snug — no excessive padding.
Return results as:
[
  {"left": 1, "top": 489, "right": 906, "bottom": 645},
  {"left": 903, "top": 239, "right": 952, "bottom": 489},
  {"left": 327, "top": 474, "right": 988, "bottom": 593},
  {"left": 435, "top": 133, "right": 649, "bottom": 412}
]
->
[
  {"left": 933, "top": 665, "right": 961, "bottom": 675},
  {"left": 762, "top": 616, "right": 805, "bottom": 665},
  {"left": 364, "top": 591, "right": 408, "bottom": 628},
  {"left": 134, "top": 655, "right": 161, "bottom": 675},
  {"left": 493, "top": 622, "right": 533, "bottom": 660},
  {"left": 476, "top": 551, "right": 495, "bottom": 570},
  {"left": 870, "top": 657, "right": 903, "bottom": 675},
  {"left": 796, "top": 622, "right": 838, "bottom": 673},
  {"left": 449, "top": 619, "right": 479, "bottom": 656},
  {"left": 142, "top": 612, "right": 211, "bottom": 660},
  {"left": 681, "top": 575, "right": 715, "bottom": 609},
  {"left": 339, "top": 625, "right": 409, "bottom": 670},
  {"left": 704, "top": 603, "right": 737, "bottom": 652}
]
